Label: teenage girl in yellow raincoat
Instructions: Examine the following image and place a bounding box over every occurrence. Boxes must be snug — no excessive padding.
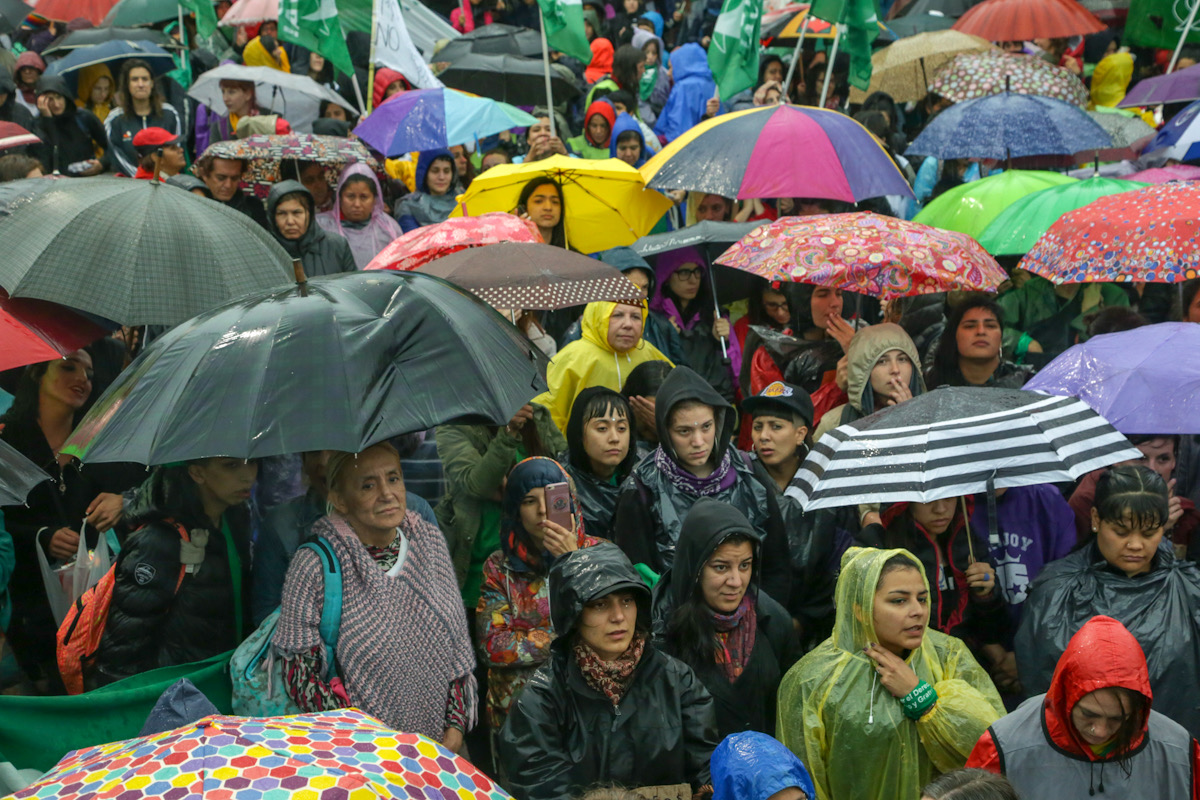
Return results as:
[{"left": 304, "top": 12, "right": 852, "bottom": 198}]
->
[{"left": 777, "top": 547, "right": 1004, "bottom": 800}]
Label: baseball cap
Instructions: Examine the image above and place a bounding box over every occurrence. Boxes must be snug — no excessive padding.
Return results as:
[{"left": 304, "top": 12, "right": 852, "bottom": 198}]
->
[
  {"left": 741, "top": 381, "right": 814, "bottom": 428},
  {"left": 132, "top": 127, "right": 180, "bottom": 154}
]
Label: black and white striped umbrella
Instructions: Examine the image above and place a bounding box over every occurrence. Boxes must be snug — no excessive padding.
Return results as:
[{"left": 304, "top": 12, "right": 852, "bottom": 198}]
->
[{"left": 787, "top": 387, "right": 1140, "bottom": 510}]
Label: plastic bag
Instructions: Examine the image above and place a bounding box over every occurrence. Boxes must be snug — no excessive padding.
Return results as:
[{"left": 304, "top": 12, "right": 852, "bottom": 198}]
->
[{"left": 37, "top": 520, "right": 113, "bottom": 625}]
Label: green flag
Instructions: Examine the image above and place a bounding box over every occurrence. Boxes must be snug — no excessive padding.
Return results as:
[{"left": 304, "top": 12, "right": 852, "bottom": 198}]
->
[
  {"left": 180, "top": 0, "right": 219, "bottom": 39},
  {"left": 1126, "top": 0, "right": 1200, "bottom": 50},
  {"left": 279, "top": 0, "right": 356, "bottom": 79},
  {"left": 809, "top": 0, "right": 880, "bottom": 92},
  {"left": 537, "top": 0, "right": 593, "bottom": 65},
  {"left": 708, "top": 0, "right": 763, "bottom": 99}
]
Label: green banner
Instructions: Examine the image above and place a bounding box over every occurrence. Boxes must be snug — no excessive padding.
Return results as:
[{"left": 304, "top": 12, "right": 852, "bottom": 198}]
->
[
  {"left": 1126, "top": 0, "right": 1200, "bottom": 50},
  {"left": 810, "top": 0, "right": 881, "bottom": 92},
  {"left": 279, "top": 0, "right": 357, "bottom": 78},
  {"left": 708, "top": 0, "right": 764, "bottom": 98},
  {"left": 537, "top": 0, "right": 593, "bottom": 65}
]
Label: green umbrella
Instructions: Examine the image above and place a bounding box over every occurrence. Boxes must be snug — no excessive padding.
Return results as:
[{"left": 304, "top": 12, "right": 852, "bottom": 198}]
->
[
  {"left": 976, "top": 176, "right": 1151, "bottom": 256},
  {"left": 913, "top": 169, "right": 1077, "bottom": 241},
  {"left": 103, "top": 0, "right": 179, "bottom": 27}
]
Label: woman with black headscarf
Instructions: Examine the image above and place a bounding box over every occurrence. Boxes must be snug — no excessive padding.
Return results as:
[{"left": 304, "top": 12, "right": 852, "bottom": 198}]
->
[
  {"left": 562, "top": 387, "right": 639, "bottom": 542},
  {"left": 265, "top": 180, "right": 356, "bottom": 277}
]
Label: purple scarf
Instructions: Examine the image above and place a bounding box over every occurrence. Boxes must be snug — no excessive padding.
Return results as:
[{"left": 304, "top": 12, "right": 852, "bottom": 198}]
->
[
  {"left": 654, "top": 445, "right": 737, "bottom": 497},
  {"left": 712, "top": 594, "right": 757, "bottom": 683}
]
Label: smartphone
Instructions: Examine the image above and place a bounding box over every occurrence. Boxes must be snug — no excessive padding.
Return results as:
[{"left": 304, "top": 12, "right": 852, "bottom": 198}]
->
[{"left": 543, "top": 482, "right": 572, "bottom": 531}]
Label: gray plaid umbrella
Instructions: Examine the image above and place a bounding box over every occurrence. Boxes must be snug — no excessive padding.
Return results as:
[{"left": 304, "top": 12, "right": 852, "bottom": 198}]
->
[
  {"left": 0, "top": 437, "right": 49, "bottom": 505},
  {"left": 0, "top": 177, "right": 292, "bottom": 326},
  {"left": 1085, "top": 109, "right": 1156, "bottom": 149}
]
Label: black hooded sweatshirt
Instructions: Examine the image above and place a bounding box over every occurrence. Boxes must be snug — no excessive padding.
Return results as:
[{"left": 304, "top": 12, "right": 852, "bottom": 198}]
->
[
  {"left": 266, "top": 180, "right": 356, "bottom": 277},
  {"left": 30, "top": 75, "right": 109, "bottom": 176},
  {"left": 0, "top": 66, "right": 34, "bottom": 129},
  {"left": 562, "top": 385, "right": 640, "bottom": 542}
]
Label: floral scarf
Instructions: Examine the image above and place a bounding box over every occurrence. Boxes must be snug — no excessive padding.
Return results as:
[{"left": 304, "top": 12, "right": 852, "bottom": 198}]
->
[
  {"left": 573, "top": 631, "right": 647, "bottom": 706},
  {"left": 712, "top": 595, "right": 757, "bottom": 683},
  {"left": 654, "top": 444, "right": 737, "bottom": 497}
]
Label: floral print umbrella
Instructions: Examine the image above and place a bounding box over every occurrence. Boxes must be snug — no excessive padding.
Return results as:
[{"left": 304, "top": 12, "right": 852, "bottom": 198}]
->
[
  {"left": 715, "top": 212, "right": 1007, "bottom": 299},
  {"left": 200, "top": 134, "right": 385, "bottom": 200},
  {"left": 1022, "top": 182, "right": 1200, "bottom": 284},
  {"left": 365, "top": 213, "right": 543, "bottom": 272},
  {"left": 11, "top": 710, "right": 514, "bottom": 800},
  {"left": 929, "top": 51, "right": 1089, "bottom": 106}
]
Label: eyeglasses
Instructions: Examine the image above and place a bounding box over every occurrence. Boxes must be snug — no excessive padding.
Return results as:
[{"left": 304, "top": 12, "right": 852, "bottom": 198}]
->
[
  {"left": 673, "top": 267, "right": 704, "bottom": 281},
  {"left": 764, "top": 300, "right": 790, "bottom": 312}
]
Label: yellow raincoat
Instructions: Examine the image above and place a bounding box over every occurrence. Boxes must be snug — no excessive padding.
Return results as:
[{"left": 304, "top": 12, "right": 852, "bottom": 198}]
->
[
  {"left": 75, "top": 64, "right": 115, "bottom": 123},
  {"left": 533, "top": 301, "right": 672, "bottom": 433},
  {"left": 1089, "top": 52, "right": 1133, "bottom": 109},
  {"left": 243, "top": 36, "right": 291, "bottom": 72},
  {"left": 777, "top": 547, "right": 1004, "bottom": 800}
]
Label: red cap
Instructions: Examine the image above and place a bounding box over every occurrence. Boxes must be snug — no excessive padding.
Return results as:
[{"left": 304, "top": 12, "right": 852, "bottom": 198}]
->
[{"left": 132, "top": 127, "right": 180, "bottom": 152}]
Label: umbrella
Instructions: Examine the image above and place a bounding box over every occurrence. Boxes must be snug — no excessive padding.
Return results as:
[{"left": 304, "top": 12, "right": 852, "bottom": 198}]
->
[
  {"left": 199, "top": 133, "right": 384, "bottom": 201},
  {"left": 635, "top": 219, "right": 782, "bottom": 304},
  {"left": 452, "top": 155, "right": 673, "bottom": 255},
  {"left": 0, "top": 0, "right": 32, "bottom": 34},
  {"left": 42, "top": 26, "right": 181, "bottom": 56},
  {"left": 640, "top": 105, "right": 915, "bottom": 203},
  {"left": 0, "top": 289, "right": 112, "bottom": 372},
  {"left": 189, "top": 64, "right": 357, "bottom": 134},
  {"left": 0, "top": 121, "right": 38, "bottom": 152},
  {"left": 395, "top": 0, "right": 462, "bottom": 58},
  {"left": 886, "top": 12, "right": 958, "bottom": 37},
  {"left": 61, "top": 271, "right": 548, "bottom": 465},
  {"left": 763, "top": 5, "right": 893, "bottom": 43},
  {"left": 913, "top": 169, "right": 1077, "bottom": 239},
  {"left": 433, "top": 23, "right": 543, "bottom": 62},
  {"left": 436, "top": 53, "right": 581, "bottom": 107},
  {"left": 1084, "top": 108, "right": 1156, "bottom": 149},
  {"left": 952, "top": 0, "right": 1106, "bottom": 41},
  {"left": 1122, "top": 165, "right": 1200, "bottom": 183},
  {"left": 11, "top": 710, "right": 514, "bottom": 800},
  {"left": 1022, "top": 182, "right": 1200, "bottom": 285},
  {"left": 0, "top": 177, "right": 292, "bottom": 326},
  {"left": 715, "top": 212, "right": 1007, "bottom": 299},
  {"left": 102, "top": 0, "right": 179, "bottom": 26},
  {"left": 849, "top": 30, "right": 994, "bottom": 104},
  {"left": 894, "top": 0, "right": 986, "bottom": 15},
  {"left": 33, "top": 0, "right": 114, "bottom": 24},
  {"left": 928, "top": 51, "right": 1089, "bottom": 106},
  {"left": 219, "top": 0, "right": 278, "bottom": 26},
  {"left": 44, "top": 40, "right": 176, "bottom": 78},
  {"left": 907, "top": 92, "right": 1111, "bottom": 161},
  {"left": 788, "top": 387, "right": 1139, "bottom": 510},
  {"left": 1141, "top": 98, "right": 1200, "bottom": 161},
  {"left": 1119, "top": 62, "right": 1200, "bottom": 108},
  {"left": 414, "top": 242, "right": 642, "bottom": 310},
  {"left": 354, "top": 88, "right": 535, "bottom": 157},
  {"left": 0, "top": 437, "right": 49, "bottom": 507},
  {"left": 1023, "top": 323, "right": 1200, "bottom": 435},
  {"left": 976, "top": 176, "right": 1149, "bottom": 256},
  {"left": 365, "top": 212, "right": 543, "bottom": 272}
]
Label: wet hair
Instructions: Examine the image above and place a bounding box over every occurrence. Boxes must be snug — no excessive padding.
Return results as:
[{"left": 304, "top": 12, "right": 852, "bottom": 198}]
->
[
  {"left": 921, "top": 768, "right": 1019, "bottom": 800},
  {"left": 577, "top": 390, "right": 631, "bottom": 427},
  {"left": 340, "top": 173, "right": 377, "bottom": 198},
  {"left": 621, "top": 360, "right": 672, "bottom": 399},
  {"left": 324, "top": 442, "right": 402, "bottom": 513},
  {"left": 746, "top": 280, "right": 794, "bottom": 330},
  {"left": 666, "top": 531, "right": 757, "bottom": 673},
  {"left": 1084, "top": 306, "right": 1147, "bottom": 339},
  {"left": 612, "top": 45, "right": 644, "bottom": 100},
  {"left": 877, "top": 552, "right": 921, "bottom": 587},
  {"left": 518, "top": 176, "right": 566, "bottom": 248},
  {"left": 1180, "top": 278, "right": 1200, "bottom": 320},
  {"left": 1127, "top": 433, "right": 1179, "bottom": 454},
  {"left": 117, "top": 58, "right": 163, "bottom": 118},
  {"left": 0, "top": 153, "right": 42, "bottom": 182},
  {"left": 1073, "top": 686, "right": 1149, "bottom": 768},
  {"left": 927, "top": 293, "right": 1004, "bottom": 386},
  {"left": 1094, "top": 465, "right": 1169, "bottom": 532},
  {"left": 667, "top": 399, "right": 714, "bottom": 429}
]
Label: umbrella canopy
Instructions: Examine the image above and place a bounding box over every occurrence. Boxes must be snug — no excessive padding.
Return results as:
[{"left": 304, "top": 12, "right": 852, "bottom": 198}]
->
[
  {"left": 976, "top": 176, "right": 1149, "bottom": 256},
  {"left": 0, "top": 289, "right": 112, "bottom": 372},
  {"left": 640, "top": 105, "right": 915, "bottom": 203},
  {"left": 789, "top": 388, "right": 1138, "bottom": 510},
  {"left": 715, "top": 212, "right": 1007, "bottom": 299},
  {"left": 0, "top": 0, "right": 30, "bottom": 34},
  {"left": 199, "top": 133, "right": 384, "bottom": 201},
  {"left": 354, "top": 88, "right": 535, "bottom": 157},
  {"left": 415, "top": 242, "right": 642, "bottom": 310},
  {"left": 365, "top": 212, "right": 542, "bottom": 272},
  {"left": 0, "top": 437, "right": 49, "bottom": 507},
  {"left": 189, "top": 64, "right": 357, "bottom": 134},
  {"left": 0, "top": 121, "right": 38, "bottom": 152},
  {"left": 1022, "top": 182, "right": 1200, "bottom": 285},
  {"left": 219, "top": 0, "right": 278, "bottom": 26},
  {"left": 436, "top": 53, "right": 581, "bottom": 106},
  {"left": 633, "top": 220, "right": 770, "bottom": 304},
  {"left": 1084, "top": 108, "right": 1156, "bottom": 149},
  {"left": 34, "top": 0, "right": 115, "bottom": 24},
  {"left": 952, "top": 0, "right": 1106, "bottom": 41},
  {"left": 907, "top": 92, "right": 1111, "bottom": 160},
  {"left": 1142, "top": 99, "right": 1200, "bottom": 161},
  {"left": 929, "top": 50, "right": 1089, "bottom": 106},
  {"left": 433, "top": 23, "right": 543, "bottom": 62},
  {"left": 886, "top": 12, "right": 958, "bottom": 37},
  {"left": 893, "top": 0, "right": 986, "bottom": 16},
  {"left": 1119, "top": 62, "right": 1200, "bottom": 108},
  {"left": 44, "top": 39, "right": 175, "bottom": 78},
  {"left": 1122, "top": 165, "right": 1200, "bottom": 184},
  {"left": 102, "top": 0, "right": 178, "bottom": 25},
  {"left": 763, "top": 5, "right": 892, "bottom": 43},
  {"left": 0, "top": 177, "right": 292, "bottom": 326},
  {"left": 42, "top": 26, "right": 180, "bottom": 56},
  {"left": 452, "top": 155, "right": 673, "bottom": 254},
  {"left": 849, "top": 30, "right": 994, "bottom": 104},
  {"left": 1024, "top": 323, "right": 1200, "bottom": 435},
  {"left": 11, "top": 710, "right": 514, "bottom": 800},
  {"left": 912, "top": 169, "right": 1077, "bottom": 239},
  {"left": 62, "top": 271, "right": 548, "bottom": 465}
]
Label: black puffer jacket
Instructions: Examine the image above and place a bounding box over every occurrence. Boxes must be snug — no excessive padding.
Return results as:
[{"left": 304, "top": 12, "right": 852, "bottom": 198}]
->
[
  {"left": 498, "top": 543, "right": 718, "bottom": 800},
  {"left": 266, "top": 180, "right": 356, "bottom": 277},
  {"left": 29, "top": 75, "right": 108, "bottom": 175},
  {"left": 91, "top": 466, "right": 252, "bottom": 686},
  {"left": 561, "top": 386, "right": 640, "bottom": 542}
]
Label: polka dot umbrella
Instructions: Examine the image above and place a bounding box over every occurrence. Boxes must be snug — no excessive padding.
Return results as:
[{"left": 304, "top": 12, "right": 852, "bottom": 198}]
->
[
  {"left": 9, "top": 710, "right": 514, "bottom": 800},
  {"left": 929, "top": 50, "right": 1089, "bottom": 106}
]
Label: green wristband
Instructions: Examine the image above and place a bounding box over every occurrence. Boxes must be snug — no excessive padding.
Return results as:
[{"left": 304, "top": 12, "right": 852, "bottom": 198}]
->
[
  {"left": 1015, "top": 332, "right": 1032, "bottom": 362},
  {"left": 900, "top": 679, "right": 938, "bottom": 720}
]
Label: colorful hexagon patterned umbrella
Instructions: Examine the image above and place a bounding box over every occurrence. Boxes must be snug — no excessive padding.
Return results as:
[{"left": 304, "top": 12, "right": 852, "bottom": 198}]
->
[{"left": 11, "top": 710, "right": 514, "bottom": 800}]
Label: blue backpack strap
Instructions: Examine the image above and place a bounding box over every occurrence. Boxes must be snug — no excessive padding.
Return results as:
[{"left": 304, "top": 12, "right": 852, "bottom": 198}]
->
[{"left": 296, "top": 536, "right": 343, "bottom": 679}]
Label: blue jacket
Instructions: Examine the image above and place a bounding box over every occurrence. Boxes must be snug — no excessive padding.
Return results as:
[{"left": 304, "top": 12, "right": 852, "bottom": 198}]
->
[
  {"left": 395, "top": 148, "right": 459, "bottom": 233},
  {"left": 609, "top": 112, "right": 648, "bottom": 167},
  {"left": 711, "top": 731, "right": 815, "bottom": 800},
  {"left": 654, "top": 43, "right": 718, "bottom": 143}
]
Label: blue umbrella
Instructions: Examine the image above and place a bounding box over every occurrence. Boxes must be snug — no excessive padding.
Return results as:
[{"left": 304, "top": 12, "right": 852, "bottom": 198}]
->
[
  {"left": 1141, "top": 99, "right": 1200, "bottom": 161},
  {"left": 44, "top": 39, "right": 176, "bottom": 77},
  {"left": 908, "top": 92, "right": 1112, "bottom": 160},
  {"left": 353, "top": 88, "right": 536, "bottom": 157}
]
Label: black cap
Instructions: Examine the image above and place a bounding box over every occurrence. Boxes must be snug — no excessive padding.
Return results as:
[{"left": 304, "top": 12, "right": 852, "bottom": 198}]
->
[{"left": 742, "top": 381, "right": 814, "bottom": 428}]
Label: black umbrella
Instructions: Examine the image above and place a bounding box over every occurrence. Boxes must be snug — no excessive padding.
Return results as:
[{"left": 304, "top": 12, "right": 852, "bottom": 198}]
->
[
  {"left": 61, "top": 271, "right": 549, "bottom": 465},
  {"left": 437, "top": 53, "right": 580, "bottom": 106},
  {"left": 0, "top": 436, "right": 50, "bottom": 506},
  {"left": 434, "top": 23, "right": 543, "bottom": 63},
  {"left": 0, "top": 0, "right": 31, "bottom": 35},
  {"left": 633, "top": 220, "right": 769, "bottom": 306},
  {"left": 886, "top": 12, "right": 957, "bottom": 37},
  {"left": 42, "top": 27, "right": 182, "bottom": 56}
]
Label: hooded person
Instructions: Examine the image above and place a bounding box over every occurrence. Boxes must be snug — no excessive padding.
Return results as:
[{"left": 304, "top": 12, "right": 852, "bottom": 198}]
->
[
  {"left": 568, "top": 99, "right": 618, "bottom": 159},
  {"left": 30, "top": 75, "right": 108, "bottom": 176},
  {"left": 712, "top": 731, "right": 817, "bottom": 800},
  {"left": 497, "top": 542, "right": 719, "bottom": 800},
  {"left": 1089, "top": 52, "right": 1135, "bottom": 110},
  {"left": 12, "top": 51, "right": 44, "bottom": 117},
  {"left": 586, "top": 38, "right": 616, "bottom": 84},
  {"left": 266, "top": 180, "right": 357, "bottom": 277},
  {"left": 612, "top": 366, "right": 793, "bottom": 608},
  {"left": 777, "top": 547, "right": 1005, "bottom": 800},
  {"left": 450, "top": 0, "right": 495, "bottom": 33},
  {"left": 632, "top": 28, "right": 670, "bottom": 119},
  {"left": 562, "top": 388, "right": 639, "bottom": 542},
  {"left": 316, "top": 162, "right": 404, "bottom": 268},
  {"left": 75, "top": 63, "right": 115, "bottom": 123},
  {"left": 609, "top": 111, "right": 648, "bottom": 167},
  {"left": 968, "top": 615, "right": 1199, "bottom": 799},
  {"left": 0, "top": 66, "right": 34, "bottom": 130},
  {"left": 653, "top": 498, "right": 798, "bottom": 737},
  {"left": 243, "top": 21, "right": 291, "bottom": 72},
  {"left": 654, "top": 43, "right": 718, "bottom": 144},
  {"left": 535, "top": 300, "right": 673, "bottom": 433},
  {"left": 372, "top": 68, "right": 411, "bottom": 108},
  {"left": 394, "top": 148, "right": 460, "bottom": 232}
]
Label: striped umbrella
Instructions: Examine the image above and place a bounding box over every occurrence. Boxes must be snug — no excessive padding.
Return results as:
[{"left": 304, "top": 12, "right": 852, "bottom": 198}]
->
[{"left": 787, "top": 388, "right": 1138, "bottom": 510}]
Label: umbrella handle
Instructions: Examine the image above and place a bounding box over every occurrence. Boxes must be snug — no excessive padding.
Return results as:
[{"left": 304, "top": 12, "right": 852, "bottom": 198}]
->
[
  {"left": 960, "top": 495, "right": 975, "bottom": 564},
  {"left": 708, "top": 260, "right": 731, "bottom": 365},
  {"left": 293, "top": 259, "right": 309, "bottom": 297}
]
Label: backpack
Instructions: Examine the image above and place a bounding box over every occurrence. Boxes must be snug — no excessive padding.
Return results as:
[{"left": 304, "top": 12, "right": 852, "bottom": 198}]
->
[
  {"left": 230, "top": 536, "right": 342, "bottom": 717},
  {"left": 56, "top": 520, "right": 191, "bottom": 696}
]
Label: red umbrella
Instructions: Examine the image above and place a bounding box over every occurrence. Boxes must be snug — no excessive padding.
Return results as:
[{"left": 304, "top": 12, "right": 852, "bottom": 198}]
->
[
  {"left": 0, "top": 121, "right": 38, "bottom": 153},
  {"left": 0, "top": 290, "right": 112, "bottom": 372},
  {"left": 33, "top": 0, "right": 117, "bottom": 25},
  {"left": 365, "top": 212, "right": 542, "bottom": 272},
  {"left": 953, "top": 0, "right": 1105, "bottom": 41}
]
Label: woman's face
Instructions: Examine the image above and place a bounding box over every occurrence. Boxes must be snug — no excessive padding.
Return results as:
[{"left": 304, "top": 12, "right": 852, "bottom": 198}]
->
[
  {"left": 1071, "top": 688, "right": 1134, "bottom": 747},
  {"left": 578, "top": 590, "right": 638, "bottom": 660},
  {"left": 696, "top": 194, "right": 730, "bottom": 222},
  {"left": 587, "top": 113, "right": 611, "bottom": 146},
  {"left": 220, "top": 84, "right": 253, "bottom": 116},
  {"left": 323, "top": 103, "right": 348, "bottom": 121},
  {"left": 1092, "top": 509, "right": 1163, "bottom": 577},
  {"left": 606, "top": 303, "right": 644, "bottom": 352},
  {"left": 384, "top": 80, "right": 407, "bottom": 100},
  {"left": 751, "top": 414, "right": 805, "bottom": 467},
  {"left": 519, "top": 485, "right": 549, "bottom": 547},
  {"left": 624, "top": 268, "right": 651, "bottom": 297},
  {"left": 43, "top": 92, "right": 67, "bottom": 116},
  {"left": 310, "top": 53, "right": 326, "bottom": 72},
  {"left": 17, "top": 66, "right": 38, "bottom": 86},
  {"left": 762, "top": 289, "right": 790, "bottom": 326},
  {"left": 526, "top": 183, "right": 562, "bottom": 231},
  {"left": 624, "top": 0, "right": 639, "bottom": 12},
  {"left": 274, "top": 197, "right": 309, "bottom": 240},
  {"left": 127, "top": 67, "right": 153, "bottom": 102},
  {"left": 643, "top": 42, "right": 660, "bottom": 66},
  {"left": 668, "top": 404, "right": 716, "bottom": 471},
  {"left": 90, "top": 76, "right": 113, "bottom": 105},
  {"left": 910, "top": 497, "right": 956, "bottom": 536},
  {"left": 956, "top": 306, "right": 1001, "bottom": 362},
  {"left": 330, "top": 447, "right": 408, "bottom": 538},
  {"left": 425, "top": 158, "right": 454, "bottom": 195},
  {"left": 40, "top": 350, "right": 93, "bottom": 412},
  {"left": 872, "top": 566, "right": 929, "bottom": 657},
  {"left": 809, "top": 287, "right": 843, "bottom": 329},
  {"left": 667, "top": 262, "right": 703, "bottom": 301},
  {"left": 869, "top": 348, "right": 913, "bottom": 400},
  {"left": 340, "top": 179, "right": 376, "bottom": 223},
  {"left": 1127, "top": 437, "right": 1176, "bottom": 483},
  {"left": 583, "top": 412, "right": 630, "bottom": 474},
  {"left": 188, "top": 457, "right": 258, "bottom": 511},
  {"left": 700, "top": 539, "right": 754, "bottom": 614},
  {"left": 450, "top": 146, "right": 471, "bottom": 178},
  {"left": 764, "top": 60, "right": 784, "bottom": 83}
]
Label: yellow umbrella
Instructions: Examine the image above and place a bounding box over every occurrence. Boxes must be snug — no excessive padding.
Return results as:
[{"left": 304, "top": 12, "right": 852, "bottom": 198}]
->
[
  {"left": 451, "top": 154, "right": 673, "bottom": 254},
  {"left": 849, "top": 30, "right": 995, "bottom": 104}
]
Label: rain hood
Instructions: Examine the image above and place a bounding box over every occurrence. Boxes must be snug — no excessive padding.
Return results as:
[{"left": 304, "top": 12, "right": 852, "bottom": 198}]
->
[
  {"left": 548, "top": 541, "right": 650, "bottom": 644},
  {"left": 654, "top": 365, "right": 735, "bottom": 469},
  {"left": 845, "top": 322, "right": 926, "bottom": 415},
  {"left": 712, "top": 731, "right": 816, "bottom": 800}
]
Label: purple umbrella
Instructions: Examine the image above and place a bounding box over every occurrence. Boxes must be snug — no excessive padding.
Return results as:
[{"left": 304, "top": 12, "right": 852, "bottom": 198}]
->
[
  {"left": 1022, "top": 322, "right": 1200, "bottom": 434},
  {"left": 1118, "top": 62, "right": 1200, "bottom": 108}
]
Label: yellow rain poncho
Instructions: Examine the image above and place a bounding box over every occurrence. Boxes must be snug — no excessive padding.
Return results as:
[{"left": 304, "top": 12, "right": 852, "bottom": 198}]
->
[
  {"left": 1089, "top": 52, "right": 1133, "bottom": 109},
  {"left": 534, "top": 301, "right": 671, "bottom": 433},
  {"left": 777, "top": 547, "right": 1004, "bottom": 800}
]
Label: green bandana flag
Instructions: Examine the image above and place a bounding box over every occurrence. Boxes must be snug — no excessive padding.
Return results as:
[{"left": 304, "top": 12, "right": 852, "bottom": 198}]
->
[
  {"left": 708, "top": 0, "right": 764, "bottom": 98},
  {"left": 537, "top": 0, "right": 593, "bottom": 65},
  {"left": 180, "top": 0, "right": 220, "bottom": 39},
  {"left": 1126, "top": 0, "right": 1200, "bottom": 50},
  {"left": 279, "top": 0, "right": 356, "bottom": 78},
  {"left": 809, "top": 0, "right": 880, "bottom": 92}
]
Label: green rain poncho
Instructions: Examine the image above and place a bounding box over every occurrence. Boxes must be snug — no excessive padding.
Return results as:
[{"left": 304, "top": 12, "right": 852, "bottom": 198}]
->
[{"left": 776, "top": 547, "right": 1004, "bottom": 800}]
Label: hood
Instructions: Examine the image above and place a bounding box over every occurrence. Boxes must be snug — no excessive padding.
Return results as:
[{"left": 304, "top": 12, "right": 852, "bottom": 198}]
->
[
  {"left": 599, "top": 246, "right": 655, "bottom": 296},
  {"left": 670, "top": 497, "right": 762, "bottom": 609},
  {"left": 548, "top": 541, "right": 650, "bottom": 640},
  {"left": 609, "top": 112, "right": 647, "bottom": 165},
  {"left": 579, "top": 300, "right": 649, "bottom": 354},
  {"left": 266, "top": 179, "right": 317, "bottom": 253},
  {"left": 845, "top": 323, "right": 925, "bottom": 414},
  {"left": 654, "top": 365, "right": 735, "bottom": 466},
  {"left": 565, "top": 386, "right": 639, "bottom": 479},
  {"left": 832, "top": 546, "right": 928, "bottom": 653},
  {"left": 332, "top": 161, "right": 386, "bottom": 220},
  {"left": 1090, "top": 52, "right": 1133, "bottom": 109},
  {"left": 75, "top": 63, "right": 114, "bottom": 106},
  {"left": 639, "top": 11, "right": 664, "bottom": 37},
  {"left": 671, "top": 43, "right": 713, "bottom": 84},
  {"left": 583, "top": 7, "right": 602, "bottom": 37},
  {"left": 1043, "top": 615, "right": 1152, "bottom": 760},
  {"left": 166, "top": 174, "right": 213, "bottom": 197},
  {"left": 35, "top": 75, "right": 76, "bottom": 117},
  {"left": 586, "top": 38, "right": 615, "bottom": 84},
  {"left": 415, "top": 148, "right": 456, "bottom": 194},
  {"left": 650, "top": 246, "right": 707, "bottom": 317},
  {"left": 15, "top": 51, "right": 45, "bottom": 76},
  {"left": 582, "top": 99, "right": 617, "bottom": 147},
  {"left": 631, "top": 28, "right": 665, "bottom": 58},
  {"left": 373, "top": 67, "right": 410, "bottom": 108},
  {"left": 712, "top": 731, "right": 816, "bottom": 800}
]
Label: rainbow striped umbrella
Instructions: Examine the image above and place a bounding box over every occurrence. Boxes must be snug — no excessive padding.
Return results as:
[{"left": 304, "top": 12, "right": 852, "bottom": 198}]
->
[{"left": 639, "top": 105, "right": 914, "bottom": 203}]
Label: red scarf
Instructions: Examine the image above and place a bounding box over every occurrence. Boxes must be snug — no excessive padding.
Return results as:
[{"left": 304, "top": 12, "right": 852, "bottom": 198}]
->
[
  {"left": 712, "top": 595, "right": 757, "bottom": 682},
  {"left": 573, "top": 631, "right": 646, "bottom": 706}
]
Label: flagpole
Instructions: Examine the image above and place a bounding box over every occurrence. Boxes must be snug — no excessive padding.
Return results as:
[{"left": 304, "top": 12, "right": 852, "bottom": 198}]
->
[
  {"left": 1167, "top": 0, "right": 1200, "bottom": 74},
  {"left": 782, "top": 18, "right": 807, "bottom": 103},
  {"left": 538, "top": 7, "right": 557, "bottom": 139},
  {"left": 819, "top": 26, "right": 840, "bottom": 108},
  {"left": 366, "top": 0, "right": 380, "bottom": 114}
]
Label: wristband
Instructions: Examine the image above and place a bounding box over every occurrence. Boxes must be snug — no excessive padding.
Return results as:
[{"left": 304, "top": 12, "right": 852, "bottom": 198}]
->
[
  {"left": 900, "top": 679, "right": 938, "bottom": 720},
  {"left": 1015, "top": 332, "right": 1032, "bottom": 362}
]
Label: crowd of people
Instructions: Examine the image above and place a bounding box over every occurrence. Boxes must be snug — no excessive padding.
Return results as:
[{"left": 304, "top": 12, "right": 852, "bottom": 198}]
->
[{"left": 2, "top": 1, "right": 1200, "bottom": 799}]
